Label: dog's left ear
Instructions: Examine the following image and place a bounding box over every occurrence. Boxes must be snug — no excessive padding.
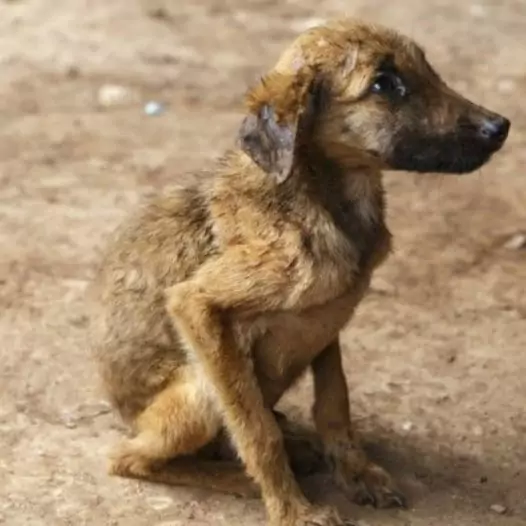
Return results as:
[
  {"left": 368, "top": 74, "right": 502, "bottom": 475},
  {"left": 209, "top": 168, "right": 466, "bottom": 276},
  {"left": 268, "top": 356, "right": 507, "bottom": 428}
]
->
[{"left": 238, "top": 69, "right": 327, "bottom": 183}]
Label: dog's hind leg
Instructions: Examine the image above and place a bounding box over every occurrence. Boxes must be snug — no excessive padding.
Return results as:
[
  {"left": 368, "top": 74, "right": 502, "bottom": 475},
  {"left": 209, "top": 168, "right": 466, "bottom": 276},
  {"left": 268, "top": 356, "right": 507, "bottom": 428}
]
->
[{"left": 109, "top": 371, "right": 259, "bottom": 498}]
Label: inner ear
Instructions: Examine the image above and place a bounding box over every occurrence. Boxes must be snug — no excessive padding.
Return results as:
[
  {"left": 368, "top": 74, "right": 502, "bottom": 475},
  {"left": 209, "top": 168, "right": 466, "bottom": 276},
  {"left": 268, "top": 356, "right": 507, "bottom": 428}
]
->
[
  {"left": 238, "top": 70, "right": 326, "bottom": 184},
  {"left": 238, "top": 104, "right": 296, "bottom": 184}
]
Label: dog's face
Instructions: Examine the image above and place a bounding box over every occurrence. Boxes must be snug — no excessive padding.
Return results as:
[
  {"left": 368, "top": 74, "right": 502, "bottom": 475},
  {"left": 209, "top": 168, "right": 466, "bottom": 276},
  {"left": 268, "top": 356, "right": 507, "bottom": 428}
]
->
[{"left": 239, "top": 19, "right": 510, "bottom": 181}]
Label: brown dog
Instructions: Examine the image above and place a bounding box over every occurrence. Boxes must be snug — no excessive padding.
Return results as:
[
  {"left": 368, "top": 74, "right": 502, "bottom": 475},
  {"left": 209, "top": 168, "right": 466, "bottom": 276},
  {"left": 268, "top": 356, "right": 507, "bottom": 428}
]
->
[{"left": 88, "top": 18, "right": 509, "bottom": 526}]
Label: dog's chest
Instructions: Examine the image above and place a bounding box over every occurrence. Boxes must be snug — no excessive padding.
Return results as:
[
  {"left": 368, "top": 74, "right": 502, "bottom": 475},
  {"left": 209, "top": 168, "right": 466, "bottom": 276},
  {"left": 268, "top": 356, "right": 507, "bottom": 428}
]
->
[
  {"left": 249, "top": 277, "right": 368, "bottom": 406},
  {"left": 250, "top": 202, "right": 391, "bottom": 404}
]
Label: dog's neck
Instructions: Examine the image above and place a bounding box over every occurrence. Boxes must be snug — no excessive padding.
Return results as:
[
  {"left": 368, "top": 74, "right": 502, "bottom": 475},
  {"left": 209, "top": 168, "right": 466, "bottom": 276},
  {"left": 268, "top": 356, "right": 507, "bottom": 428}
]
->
[
  {"left": 282, "top": 149, "right": 390, "bottom": 272},
  {"left": 221, "top": 149, "right": 391, "bottom": 272},
  {"left": 293, "top": 147, "right": 386, "bottom": 226},
  {"left": 340, "top": 167, "right": 384, "bottom": 225}
]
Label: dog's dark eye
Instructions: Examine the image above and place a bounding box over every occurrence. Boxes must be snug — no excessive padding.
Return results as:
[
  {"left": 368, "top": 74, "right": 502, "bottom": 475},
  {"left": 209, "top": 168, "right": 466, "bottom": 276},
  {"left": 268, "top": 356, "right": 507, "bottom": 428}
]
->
[{"left": 370, "top": 72, "right": 407, "bottom": 98}]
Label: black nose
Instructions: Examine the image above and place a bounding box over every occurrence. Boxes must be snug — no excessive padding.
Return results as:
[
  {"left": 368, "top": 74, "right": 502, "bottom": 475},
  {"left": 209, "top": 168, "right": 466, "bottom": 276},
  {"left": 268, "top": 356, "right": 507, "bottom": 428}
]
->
[{"left": 479, "top": 115, "right": 510, "bottom": 144}]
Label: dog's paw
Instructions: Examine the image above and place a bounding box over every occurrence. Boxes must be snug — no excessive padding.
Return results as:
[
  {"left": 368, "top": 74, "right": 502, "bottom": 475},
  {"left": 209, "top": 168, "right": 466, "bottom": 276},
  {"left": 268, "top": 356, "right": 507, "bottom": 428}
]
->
[
  {"left": 273, "top": 506, "right": 355, "bottom": 526},
  {"left": 328, "top": 449, "right": 406, "bottom": 510},
  {"left": 300, "top": 507, "right": 355, "bottom": 526},
  {"left": 352, "top": 463, "right": 407, "bottom": 509}
]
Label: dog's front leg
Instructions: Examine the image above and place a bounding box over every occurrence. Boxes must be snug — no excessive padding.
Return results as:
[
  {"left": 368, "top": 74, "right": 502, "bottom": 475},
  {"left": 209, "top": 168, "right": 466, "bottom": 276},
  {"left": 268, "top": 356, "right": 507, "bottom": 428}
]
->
[
  {"left": 312, "top": 340, "right": 406, "bottom": 509},
  {"left": 165, "top": 246, "right": 352, "bottom": 526}
]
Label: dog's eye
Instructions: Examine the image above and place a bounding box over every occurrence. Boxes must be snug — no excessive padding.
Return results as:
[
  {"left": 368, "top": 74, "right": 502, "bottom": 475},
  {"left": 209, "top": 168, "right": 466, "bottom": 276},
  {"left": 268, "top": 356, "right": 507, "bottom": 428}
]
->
[{"left": 370, "top": 72, "right": 407, "bottom": 98}]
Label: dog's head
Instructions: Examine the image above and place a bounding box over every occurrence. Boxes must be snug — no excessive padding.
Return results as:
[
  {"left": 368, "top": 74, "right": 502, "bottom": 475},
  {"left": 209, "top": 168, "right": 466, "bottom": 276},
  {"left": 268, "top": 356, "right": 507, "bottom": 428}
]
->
[{"left": 239, "top": 18, "right": 510, "bottom": 181}]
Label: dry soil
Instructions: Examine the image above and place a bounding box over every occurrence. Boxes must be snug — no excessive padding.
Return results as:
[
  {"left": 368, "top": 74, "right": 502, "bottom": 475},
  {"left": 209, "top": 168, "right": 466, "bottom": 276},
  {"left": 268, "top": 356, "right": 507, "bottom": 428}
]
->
[{"left": 0, "top": 1, "right": 525, "bottom": 525}]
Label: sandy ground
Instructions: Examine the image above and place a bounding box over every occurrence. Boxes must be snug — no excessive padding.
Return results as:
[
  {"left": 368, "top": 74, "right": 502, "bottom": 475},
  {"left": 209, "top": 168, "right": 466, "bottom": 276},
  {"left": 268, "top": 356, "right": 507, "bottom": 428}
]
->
[{"left": 0, "top": 0, "right": 525, "bottom": 525}]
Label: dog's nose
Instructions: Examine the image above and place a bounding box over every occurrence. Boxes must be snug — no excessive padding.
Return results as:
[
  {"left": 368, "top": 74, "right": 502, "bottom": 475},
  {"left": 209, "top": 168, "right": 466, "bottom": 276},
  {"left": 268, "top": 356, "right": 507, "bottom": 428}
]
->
[{"left": 479, "top": 115, "right": 510, "bottom": 144}]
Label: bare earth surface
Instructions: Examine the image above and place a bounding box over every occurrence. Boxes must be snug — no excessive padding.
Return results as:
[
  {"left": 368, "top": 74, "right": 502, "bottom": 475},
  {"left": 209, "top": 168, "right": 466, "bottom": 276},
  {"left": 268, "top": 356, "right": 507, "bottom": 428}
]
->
[{"left": 1, "top": 1, "right": 525, "bottom": 525}]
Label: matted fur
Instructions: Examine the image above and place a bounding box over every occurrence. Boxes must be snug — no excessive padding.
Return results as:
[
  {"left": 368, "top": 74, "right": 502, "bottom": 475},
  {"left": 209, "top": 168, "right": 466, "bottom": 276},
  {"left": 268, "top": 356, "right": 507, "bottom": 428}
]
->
[{"left": 89, "top": 17, "right": 509, "bottom": 526}]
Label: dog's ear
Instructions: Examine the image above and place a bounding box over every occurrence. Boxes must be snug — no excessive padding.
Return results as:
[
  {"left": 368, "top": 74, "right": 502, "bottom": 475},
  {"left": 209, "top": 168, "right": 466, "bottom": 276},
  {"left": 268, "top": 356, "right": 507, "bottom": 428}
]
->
[{"left": 238, "top": 69, "right": 327, "bottom": 183}]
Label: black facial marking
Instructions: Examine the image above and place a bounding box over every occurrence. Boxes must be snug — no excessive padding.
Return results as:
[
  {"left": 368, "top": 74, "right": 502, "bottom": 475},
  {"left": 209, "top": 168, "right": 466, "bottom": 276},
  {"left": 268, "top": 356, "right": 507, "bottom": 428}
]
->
[{"left": 388, "top": 126, "right": 506, "bottom": 174}]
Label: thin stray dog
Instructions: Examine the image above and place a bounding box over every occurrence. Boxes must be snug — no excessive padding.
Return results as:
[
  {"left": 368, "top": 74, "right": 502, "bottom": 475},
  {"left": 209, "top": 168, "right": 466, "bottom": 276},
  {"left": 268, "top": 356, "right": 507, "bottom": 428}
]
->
[{"left": 88, "top": 18, "right": 510, "bottom": 526}]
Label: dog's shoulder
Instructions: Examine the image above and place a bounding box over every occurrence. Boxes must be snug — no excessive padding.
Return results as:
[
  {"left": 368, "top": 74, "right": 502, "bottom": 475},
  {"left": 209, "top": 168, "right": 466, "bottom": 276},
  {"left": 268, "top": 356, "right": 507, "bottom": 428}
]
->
[{"left": 92, "top": 175, "right": 220, "bottom": 300}]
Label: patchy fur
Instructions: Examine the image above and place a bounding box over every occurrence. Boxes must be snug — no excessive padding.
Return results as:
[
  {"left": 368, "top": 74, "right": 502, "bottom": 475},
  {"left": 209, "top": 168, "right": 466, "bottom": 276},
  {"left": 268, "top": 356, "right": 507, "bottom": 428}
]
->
[{"left": 89, "top": 17, "right": 509, "bottom": 526}]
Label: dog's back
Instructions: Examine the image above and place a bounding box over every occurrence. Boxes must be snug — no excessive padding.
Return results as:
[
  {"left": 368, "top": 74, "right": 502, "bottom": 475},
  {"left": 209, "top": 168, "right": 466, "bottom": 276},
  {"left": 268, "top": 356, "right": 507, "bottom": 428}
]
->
[{"left": 88, "top": 181, "right": 217, "bottom": 420}]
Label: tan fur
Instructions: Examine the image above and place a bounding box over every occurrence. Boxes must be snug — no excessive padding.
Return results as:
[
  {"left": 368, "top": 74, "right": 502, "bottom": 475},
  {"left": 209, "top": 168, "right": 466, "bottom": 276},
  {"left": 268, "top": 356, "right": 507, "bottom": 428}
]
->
[{"left": 89, "top": 17, "right": 509, "bottom": 526}]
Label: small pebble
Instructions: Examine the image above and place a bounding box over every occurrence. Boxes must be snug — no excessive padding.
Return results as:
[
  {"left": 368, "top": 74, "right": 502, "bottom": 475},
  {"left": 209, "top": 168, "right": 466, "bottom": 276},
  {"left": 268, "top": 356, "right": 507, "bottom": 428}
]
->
[
  {"left": 147, "top": 496, "right": 174, "bottom": 511},
  {"left": 504, "top": 233, "right": 526, "bottom": 250},
  {"left": 490, "top": 504, "right": 507, "bottom": 515},
  {"left": 402, "top": 421, "right": 414, "bottom": 432},
  {"left": 97, "top": 84, "right": 133, "bottom": 107},
  {"left": 61, "top": 411, "right": 77, "bottom": 429},
  {"left": 144, "top": 101, "right": 165, "bottom": 116}
]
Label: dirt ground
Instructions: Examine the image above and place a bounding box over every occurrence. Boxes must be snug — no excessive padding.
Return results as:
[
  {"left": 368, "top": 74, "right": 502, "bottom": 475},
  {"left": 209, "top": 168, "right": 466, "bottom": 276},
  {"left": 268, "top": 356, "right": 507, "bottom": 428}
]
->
[{"left": 1, "top": 0, "right": 525, "bottom": 525}]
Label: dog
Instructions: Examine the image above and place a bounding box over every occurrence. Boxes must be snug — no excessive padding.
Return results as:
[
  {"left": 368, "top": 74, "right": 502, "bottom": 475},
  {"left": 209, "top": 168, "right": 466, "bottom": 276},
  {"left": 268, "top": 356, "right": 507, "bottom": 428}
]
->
[{"left": 88, "top": 17, "right": 510, "bottom": 526}]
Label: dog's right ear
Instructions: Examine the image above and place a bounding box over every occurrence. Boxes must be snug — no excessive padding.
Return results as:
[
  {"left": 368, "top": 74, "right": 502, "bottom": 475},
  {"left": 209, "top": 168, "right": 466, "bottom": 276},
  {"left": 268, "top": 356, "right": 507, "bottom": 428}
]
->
[
  {"left": 238, "top": 69, "right": 326, "bottom": 183},
  {"left": 238, "top": 104, "right": 296, "bottom": 184}
]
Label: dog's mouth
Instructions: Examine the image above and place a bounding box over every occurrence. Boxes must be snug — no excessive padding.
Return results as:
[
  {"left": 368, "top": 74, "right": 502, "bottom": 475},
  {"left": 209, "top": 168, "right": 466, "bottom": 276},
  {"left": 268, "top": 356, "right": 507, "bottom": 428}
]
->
[{"left": 387, "top": 128, "right": 508, "bottom": 174}]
